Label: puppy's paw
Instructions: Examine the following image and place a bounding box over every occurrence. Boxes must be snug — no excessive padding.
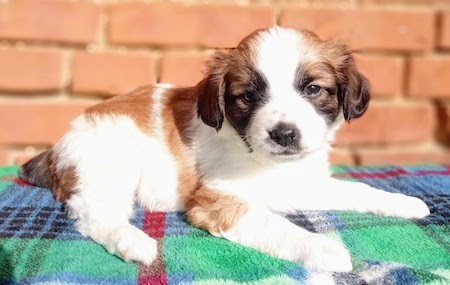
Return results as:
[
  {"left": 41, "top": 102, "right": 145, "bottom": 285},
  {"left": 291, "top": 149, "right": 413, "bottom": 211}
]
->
[
  {"left": 114, "top": 226, "right": 158, "bottom": 266},
  {"left": 380, "top": 194, "right": 430, "bottom": 219},
  {"left": 302, "top": 234, "right": 352, "bottom": 272}
]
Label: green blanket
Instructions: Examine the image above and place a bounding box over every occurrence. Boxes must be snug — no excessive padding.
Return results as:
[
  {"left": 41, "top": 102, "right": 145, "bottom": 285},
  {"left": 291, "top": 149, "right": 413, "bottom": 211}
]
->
[{"left": 1, "top": 165, "right": 450, "bottom": 284}]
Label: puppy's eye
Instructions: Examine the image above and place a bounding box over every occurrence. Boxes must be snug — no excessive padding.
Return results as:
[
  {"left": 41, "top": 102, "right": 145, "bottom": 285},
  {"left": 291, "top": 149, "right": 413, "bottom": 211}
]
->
[
  {"left": 243, "top": 92, "right": 259, "bottom": 103},
  {"left": 305, "top": 84, "right": 321, "bottom": 95}
]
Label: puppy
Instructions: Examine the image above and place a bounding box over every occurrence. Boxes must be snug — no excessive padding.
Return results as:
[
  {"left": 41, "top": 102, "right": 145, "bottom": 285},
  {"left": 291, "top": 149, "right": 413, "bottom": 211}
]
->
[{"left": 20, "top": 27, "right": 430, "bottom": 272}]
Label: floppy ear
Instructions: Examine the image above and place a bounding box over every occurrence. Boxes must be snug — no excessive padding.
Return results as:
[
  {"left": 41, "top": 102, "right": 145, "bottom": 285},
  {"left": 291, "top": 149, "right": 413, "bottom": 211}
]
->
[
  {"left": 338, "top": 57, "right": 371, "bottom": 122},
  {"left": 196, "top": 74, "right": 225, "bottom": 131},
  {"left": 195, "top": 51, "right": 229, "bottom": 131}
]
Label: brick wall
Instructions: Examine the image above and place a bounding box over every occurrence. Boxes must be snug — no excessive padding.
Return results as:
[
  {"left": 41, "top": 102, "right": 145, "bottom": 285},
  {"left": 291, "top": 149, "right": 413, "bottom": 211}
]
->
[{"left": 0, "top": 0, "right": 450, "bottom": 166}]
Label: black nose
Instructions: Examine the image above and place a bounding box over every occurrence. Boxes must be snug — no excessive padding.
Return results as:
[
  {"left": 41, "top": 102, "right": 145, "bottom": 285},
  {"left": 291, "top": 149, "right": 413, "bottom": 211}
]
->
[{"left": 269, "top": 123, "right": 299, "bottom": 147}]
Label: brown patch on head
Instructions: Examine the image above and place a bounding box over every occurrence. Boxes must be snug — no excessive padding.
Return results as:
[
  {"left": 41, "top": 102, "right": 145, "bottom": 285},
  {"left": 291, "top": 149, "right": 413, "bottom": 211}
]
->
[
  {"left": 295, "top": 29, "right": 370, "bottom": 123},
  {"left": 85, "top": 85, "right": 154, "bottom": 133},
  {"left": 247, "top": 28, "right": 369, "bottom": 125},
  {"left": 196, "top": 30, "right": 264, "bottom": 133},
  {"left": 185, "top": 185, "right": 248, "bottom": 234},
  {"left": 294, "top": 59, "right": 341, "bottom": 124},
  {"left": 225, "top": 70, "right": 269, "bottom": 140}
]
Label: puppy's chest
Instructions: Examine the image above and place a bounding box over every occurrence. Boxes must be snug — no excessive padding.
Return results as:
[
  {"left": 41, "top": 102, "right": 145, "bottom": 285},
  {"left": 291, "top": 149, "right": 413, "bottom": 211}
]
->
[{"left": 201, "top": 157, "right": 328, "bottom": 200}]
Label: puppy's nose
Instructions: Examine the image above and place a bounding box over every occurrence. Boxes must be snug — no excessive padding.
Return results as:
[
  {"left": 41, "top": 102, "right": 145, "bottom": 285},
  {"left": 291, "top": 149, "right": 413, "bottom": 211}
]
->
[{"left": 269, "top": 123, "right": 299, "bottom": 147}]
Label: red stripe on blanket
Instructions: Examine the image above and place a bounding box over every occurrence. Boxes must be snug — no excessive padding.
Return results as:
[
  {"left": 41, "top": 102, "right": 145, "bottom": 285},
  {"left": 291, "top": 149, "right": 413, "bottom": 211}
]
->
[
  {"left": 138, "top": 275, "right": 167, "bottom": 285},
  {"left": 0, "top": 176, "right": 29, "bottom": 186},
  {"left": 14, "top": 178, "right": 30, "bottom": 186},
  {"left": 143, "top": 211, "right": 165, "bottom": 238},
  {"left": 344, "top": 167, "right": 450, "bottom": 179},
  {"left": 140, "top": 211, "right": 168, "bottom": 285}
]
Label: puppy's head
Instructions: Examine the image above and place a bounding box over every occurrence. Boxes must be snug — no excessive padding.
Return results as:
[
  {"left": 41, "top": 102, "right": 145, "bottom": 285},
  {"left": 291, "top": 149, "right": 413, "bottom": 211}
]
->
[{"left": 196, "top": 27, "right": 369, "bottom": 158}]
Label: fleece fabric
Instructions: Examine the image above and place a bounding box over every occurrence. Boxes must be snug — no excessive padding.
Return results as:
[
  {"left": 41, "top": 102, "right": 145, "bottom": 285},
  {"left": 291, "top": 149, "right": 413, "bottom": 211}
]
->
[{"left": 0, "top": 165, "right": 450, "bottom": 284}]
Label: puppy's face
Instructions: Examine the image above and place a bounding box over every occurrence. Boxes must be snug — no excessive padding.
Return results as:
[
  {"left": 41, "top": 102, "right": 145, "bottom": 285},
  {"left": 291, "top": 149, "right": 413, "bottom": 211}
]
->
[{"left": 197, "top": 27, "right": 369, "bottom": 158}]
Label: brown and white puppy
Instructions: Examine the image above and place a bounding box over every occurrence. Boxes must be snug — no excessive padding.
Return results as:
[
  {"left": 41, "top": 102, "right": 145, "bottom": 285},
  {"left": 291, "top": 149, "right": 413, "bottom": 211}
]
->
[{"left": 20, "top": 27, "right": 429, "bottom": 272}]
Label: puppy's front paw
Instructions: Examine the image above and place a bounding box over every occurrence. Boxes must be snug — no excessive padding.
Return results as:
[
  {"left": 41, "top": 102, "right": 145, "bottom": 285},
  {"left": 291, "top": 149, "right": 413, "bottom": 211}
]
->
[
  {"left": 302, "top": 234, "right": 352, "bottom": 272},
  {"left": 114, "top": 226, "right": 158, "bottom": 266},
  {"left": 380, "top": 194, "right": 430, "bottom": 219}
]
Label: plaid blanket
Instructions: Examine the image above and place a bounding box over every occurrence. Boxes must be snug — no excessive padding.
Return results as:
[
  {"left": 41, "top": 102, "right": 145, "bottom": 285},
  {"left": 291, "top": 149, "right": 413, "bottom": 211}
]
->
[{"left": 1, "top": 165, "right": 450, "bottom": 285}]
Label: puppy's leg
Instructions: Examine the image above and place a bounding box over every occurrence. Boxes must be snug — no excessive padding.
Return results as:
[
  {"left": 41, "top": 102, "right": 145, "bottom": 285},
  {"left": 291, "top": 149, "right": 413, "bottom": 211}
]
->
[
  {"left": 66, "top": 162, "right": 157, "bottom": 265},
  {"left": 276, "top": 178, "right": 430, "bottom": 219},
  {"left": 137, "top": 140, "right": 185, "bottom": 212},
  {"left": 229, "top": 209, "right": 352, "bottom": 272},
  {"left": 67, "top": 175, "right": 158, "bottom": 266},
  {"left": 56, "top": 116, "right": 158, "bottom": 265},
  {"left": 187, "top": 190, "right": 352, "bottom": 272}
]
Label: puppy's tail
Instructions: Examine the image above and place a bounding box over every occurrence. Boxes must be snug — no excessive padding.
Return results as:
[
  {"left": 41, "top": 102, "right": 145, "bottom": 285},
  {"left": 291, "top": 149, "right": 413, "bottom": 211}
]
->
[{"left": 19, "top": 150, "right": 52, "bottom": 189}]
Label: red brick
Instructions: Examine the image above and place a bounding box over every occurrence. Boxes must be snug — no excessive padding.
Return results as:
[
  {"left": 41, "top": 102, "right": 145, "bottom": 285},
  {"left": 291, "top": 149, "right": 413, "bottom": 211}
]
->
[
  {"left": 335, "top": 103, "right": 436, "bottom": 145},
  {"left": 0, "top": 0, "right": 100, "bottom": 43},
  {"left": 160, "top": 52, "right": 212, "bottom": 86},
  {"left": 441, "top": 10, "right": 450, "bottom": 48},
  {"left": 329, "top": 149, "right": 355, "bottom": 165},
  {"left": 109, "top": 3, "right": 274, "bottom": 47},
  {"left": 360, "top": 0, "right": 447, "bottom": 3},
  {"left": 0, "top": 101, "right": 94, "bottom": 145},
  {"left": 281, "top": 0, "right": 354, "bottom": 3},
  {"left": 409, "top": 56, "right": 450, "bottom": 98},
  {"left": 71, "top": 52, "right": 155, "bottom": 96},
  {"left": 354, "top": 54, "right": 404, "bottom": 97},
  {"left": 357, "top": 149, "right": 450, "bottom": 166},
  {"left": 279, "top": 7, "right": 435, "bottom": 51},
  {"left": 437, "top": 102, "right": 450, "bottom": 145},
  {"left": 0, "top": 149, "right": 12, "bottom": 166},
  {"left": 0, "top": 48, "right": 64, "bottom": 92}
]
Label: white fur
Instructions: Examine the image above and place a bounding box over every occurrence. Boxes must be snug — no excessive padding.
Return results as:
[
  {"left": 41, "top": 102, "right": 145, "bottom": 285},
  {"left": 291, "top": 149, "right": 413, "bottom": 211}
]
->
[
  {"left": 138, "top": 85, "right": 183, "bottom": 211},
  {"left": 52, "top": 27, "right": 430, "bottom": 271},
  {"left": 255, "top": 27, "right": 317, "bottom": 90},
  {"left": 219, "top": 204, "right": 353, "bottom": 272},
  {"left": 54, "top": 111, "right": 181, "bottom": 264}
]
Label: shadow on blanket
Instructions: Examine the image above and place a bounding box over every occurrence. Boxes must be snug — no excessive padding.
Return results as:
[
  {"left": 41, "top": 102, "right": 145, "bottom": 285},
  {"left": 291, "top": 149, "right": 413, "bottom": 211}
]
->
[{"left": 1, "top": 165, "right": 450, "bottom": 284}]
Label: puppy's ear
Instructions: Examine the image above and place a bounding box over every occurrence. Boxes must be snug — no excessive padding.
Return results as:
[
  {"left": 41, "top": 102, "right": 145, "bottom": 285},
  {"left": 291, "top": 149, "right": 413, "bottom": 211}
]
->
[
  {"left": 339, "top": 66, "right": 370, "bottom": 121},
  {"left": 196, "top": 51, "right": 229, "bottom": 131},
  {"left": 337, "top": 54, "right": 370, "bottom": 122},
  {"left": 196, "top": 74, "right": 224, "bottom": 131}
]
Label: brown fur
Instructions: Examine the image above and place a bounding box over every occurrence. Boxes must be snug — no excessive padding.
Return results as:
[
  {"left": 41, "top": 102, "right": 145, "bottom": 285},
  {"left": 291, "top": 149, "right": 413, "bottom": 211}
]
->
[
  {"left": 161, "top": 87, "right": 200, "bottom": 200},
  {"left": 85, "top": 85, "right": 154, "bottom": 133},
  {"left": 300, "top": 32, "right": 370, "bottom": 121},
  {"left": 289, "top": 32, "right": 371, "bottom": 124},
  {"left": 185, "top": 185, "right": 249, "bottom": 233},
  {"left": 48, "top": 159, "right": 78, "bottom": 202},
  {"left": 20, "top": 150, "right": 78, "bottom": 202},
  {"left": 295, "top": 60, "right": 341, "bottom": 124},
  {"left": 150, "top": 85, "right": 249, "bottom": 233},
  {"left": 196, "top": 32, "right": 260, "bottom": 131},
  {"left": 161, "top": 86, "right": 248, "bottom": 233}
]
